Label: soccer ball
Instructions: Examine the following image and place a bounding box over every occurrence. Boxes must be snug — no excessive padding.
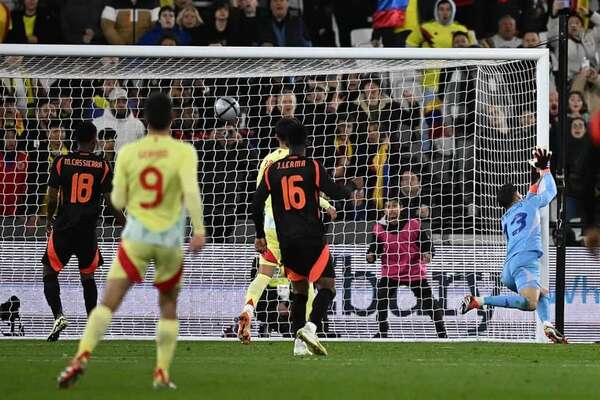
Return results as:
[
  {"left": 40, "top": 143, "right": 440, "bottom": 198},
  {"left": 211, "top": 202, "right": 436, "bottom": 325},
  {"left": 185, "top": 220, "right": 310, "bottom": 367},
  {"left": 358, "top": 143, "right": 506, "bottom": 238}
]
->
[{"left": 214, "top": 96, "right": 241, "bottom": 122}]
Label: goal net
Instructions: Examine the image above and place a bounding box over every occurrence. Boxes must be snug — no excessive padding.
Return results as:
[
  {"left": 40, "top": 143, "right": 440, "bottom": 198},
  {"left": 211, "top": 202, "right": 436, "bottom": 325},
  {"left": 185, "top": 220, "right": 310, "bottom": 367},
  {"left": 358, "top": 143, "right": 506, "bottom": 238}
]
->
[{"left": 0, "top": 46, "right": 549, "bottom": 341}]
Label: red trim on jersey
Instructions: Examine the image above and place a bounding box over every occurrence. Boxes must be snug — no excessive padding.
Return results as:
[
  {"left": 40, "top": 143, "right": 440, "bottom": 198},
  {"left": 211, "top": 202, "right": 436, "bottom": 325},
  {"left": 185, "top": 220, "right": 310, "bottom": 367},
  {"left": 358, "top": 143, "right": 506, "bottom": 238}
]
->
[
  {"left": 101, "top": 160, "right": 110, "bottom": 183},
  {"left": 47, "top": 233, "right": 64, "bottom": 272},
  {"left": 154, "top": 266, "right": 183, "bottom": 292},
  {"left": 118, "top": 243, "right": 143, "bottom": 283},
  {"left": 529, "top": 183, "right": 539, "bottom": 194},
  {"left": 56, "top": 158, "right": 64, "bottom": 176},
  {"left": 285, "top": 268, "right": 305, "bottom": 282},
  {"left": 308, "top": 245, "right": 330, "bottom": 283},
  {"left": 264, "top": 165, "right": 272, "bottom": 191},
  {"left": 260, "top": 249, "right": 278, "bottom": 264},
  {"left": 312, "top": 160, "right": 320, "bottom": 187},
  {"left": 80, "top": 248, "right": 100, "bottom": 274}
]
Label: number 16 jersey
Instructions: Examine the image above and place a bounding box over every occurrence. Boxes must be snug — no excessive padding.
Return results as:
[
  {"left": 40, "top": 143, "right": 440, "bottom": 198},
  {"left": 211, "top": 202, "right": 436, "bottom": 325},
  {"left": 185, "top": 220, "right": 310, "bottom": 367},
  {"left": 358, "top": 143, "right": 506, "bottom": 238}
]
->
[{"left": 111, "top": 135, "right": 205, "bottom": 246}]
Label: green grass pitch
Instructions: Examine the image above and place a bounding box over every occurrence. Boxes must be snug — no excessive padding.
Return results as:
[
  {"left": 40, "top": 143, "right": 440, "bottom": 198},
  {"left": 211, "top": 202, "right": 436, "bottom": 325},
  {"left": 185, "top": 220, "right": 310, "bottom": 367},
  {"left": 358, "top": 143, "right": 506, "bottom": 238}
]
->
[{"left": 1, "top": 340, "right": 598, "bottom": 399}]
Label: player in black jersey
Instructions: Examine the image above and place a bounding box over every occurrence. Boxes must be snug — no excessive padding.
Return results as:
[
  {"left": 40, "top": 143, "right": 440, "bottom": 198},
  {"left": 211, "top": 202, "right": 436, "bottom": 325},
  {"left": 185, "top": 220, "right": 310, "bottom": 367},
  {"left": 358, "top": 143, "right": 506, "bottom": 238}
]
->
[
  {"left": 252, "top": 117, "right": 355, "bottom": 355},
  {"left": 42, "top": 121, "right": 125, "bottom": 342}
]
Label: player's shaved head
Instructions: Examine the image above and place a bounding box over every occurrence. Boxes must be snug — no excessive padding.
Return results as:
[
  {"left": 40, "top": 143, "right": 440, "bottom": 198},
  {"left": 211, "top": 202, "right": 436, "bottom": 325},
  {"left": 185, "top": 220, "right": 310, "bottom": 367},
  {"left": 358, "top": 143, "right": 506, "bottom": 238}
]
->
[
  {"left": 497, "top": 183, "right": 519, "bottom": 209},
  {"left": 145, "top": 92, "right": 173, "bottom": 131},
  {"left": 276, "top": 117, "right": 306, "bottom": 146},
  {"left": 75, "top": 121, "right": 97, "bottom": 145}
]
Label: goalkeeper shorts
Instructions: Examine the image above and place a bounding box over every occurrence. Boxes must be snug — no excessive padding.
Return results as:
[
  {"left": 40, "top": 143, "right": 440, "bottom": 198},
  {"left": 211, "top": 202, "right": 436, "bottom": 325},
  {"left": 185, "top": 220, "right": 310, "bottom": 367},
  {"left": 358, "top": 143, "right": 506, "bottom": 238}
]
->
[
  {"left": 107, "top": 239, "right": 183, "bottom": 293},
  {"left": 42, "top": 229, "right": 103, "bottom": 274}
]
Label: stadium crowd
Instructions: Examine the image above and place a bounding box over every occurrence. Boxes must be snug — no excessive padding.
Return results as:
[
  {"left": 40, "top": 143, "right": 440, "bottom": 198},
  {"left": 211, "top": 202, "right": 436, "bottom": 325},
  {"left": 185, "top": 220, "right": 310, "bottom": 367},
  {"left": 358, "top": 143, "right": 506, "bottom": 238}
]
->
[{"left": 0, "top": 0, "right": 599, "bottom": 243}]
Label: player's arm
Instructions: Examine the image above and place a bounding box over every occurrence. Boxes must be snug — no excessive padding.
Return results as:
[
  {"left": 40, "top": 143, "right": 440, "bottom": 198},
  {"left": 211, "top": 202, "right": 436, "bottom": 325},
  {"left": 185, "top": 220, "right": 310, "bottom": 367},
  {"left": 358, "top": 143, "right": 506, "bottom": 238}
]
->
[
  {"left": 366, "top": 232, "right": 383, "bottom": 263},
  {"left": 251, "top": 166, "right": 271, "bottom": 253},
  {"left": 319, "top": 196, "right": 337, "bottom": 220},
  {"left": 315, "top": 159, "right": 355, "bottom": 200},
  {"left": 45, "top": 157, "right": 62, "bottom": 236},
  {"left": 179, "top": 146, "right": 206, "bottom": 250},
  {"left": 527, "top": 147, "right": 557, "bottom": 208}
]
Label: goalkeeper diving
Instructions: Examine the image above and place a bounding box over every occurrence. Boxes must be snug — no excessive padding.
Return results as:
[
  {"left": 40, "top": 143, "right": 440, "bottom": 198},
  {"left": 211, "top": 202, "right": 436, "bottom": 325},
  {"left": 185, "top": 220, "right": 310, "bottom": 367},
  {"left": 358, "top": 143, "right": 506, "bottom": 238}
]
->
[{"left": 460, "top": 147, "right": 567, "bottom": 343}]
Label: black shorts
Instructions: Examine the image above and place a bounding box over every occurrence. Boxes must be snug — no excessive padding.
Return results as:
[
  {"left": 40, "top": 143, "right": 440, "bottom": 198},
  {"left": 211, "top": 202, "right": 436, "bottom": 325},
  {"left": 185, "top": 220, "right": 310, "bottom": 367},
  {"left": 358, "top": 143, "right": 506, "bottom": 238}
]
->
[
  {"left": 280, "top": 239, "right": 335, "bottom": 282},
  {"left": 42, "top": 229, "right": 103, "bottom": 274}
]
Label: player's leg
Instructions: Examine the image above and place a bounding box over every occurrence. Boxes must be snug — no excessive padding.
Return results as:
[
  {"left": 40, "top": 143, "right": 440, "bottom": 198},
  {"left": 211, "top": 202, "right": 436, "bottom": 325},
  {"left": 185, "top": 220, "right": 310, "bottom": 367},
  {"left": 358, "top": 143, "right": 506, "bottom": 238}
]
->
[
  {"left": 58, "top": 241, "right": 149, "bottom": 389},
  {"left": 409, "top": 280, "right": 447, "bottom": 338},
  {"left": 290, "top": 278, "right": 312, "bottom": 356},
  {"left": 42, "top": 232, "right": 73, "bottom": 342},
  {"left": 152, "top": 244, "right": 184, "bottom": 389},
  {"left": 375, "top": 277, "right": 394, "bottom": 338},
  {"left": 79, "top": 273, "right": 97, "bottom": 315},
  {"left": 76, "top": 233, "right": 103, "bottom": 316}
]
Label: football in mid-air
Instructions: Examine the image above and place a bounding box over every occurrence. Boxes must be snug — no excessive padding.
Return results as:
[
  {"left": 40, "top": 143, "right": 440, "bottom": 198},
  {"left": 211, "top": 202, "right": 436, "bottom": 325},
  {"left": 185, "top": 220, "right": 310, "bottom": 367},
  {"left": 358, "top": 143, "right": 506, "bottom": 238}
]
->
[{"left": 214, "top": 96, "right": 241, "bottom": 121}]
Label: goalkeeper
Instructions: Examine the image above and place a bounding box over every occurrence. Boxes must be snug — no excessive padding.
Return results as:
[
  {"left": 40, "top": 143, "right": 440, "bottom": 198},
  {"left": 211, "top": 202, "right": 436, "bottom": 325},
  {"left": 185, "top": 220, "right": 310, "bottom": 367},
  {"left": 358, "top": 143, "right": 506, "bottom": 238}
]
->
[
  {"left": 237, "top": 123, "right": 336, "bottom": 346},
  {"left": 460, "top": 147, "right": 567, "bottom": 343}
]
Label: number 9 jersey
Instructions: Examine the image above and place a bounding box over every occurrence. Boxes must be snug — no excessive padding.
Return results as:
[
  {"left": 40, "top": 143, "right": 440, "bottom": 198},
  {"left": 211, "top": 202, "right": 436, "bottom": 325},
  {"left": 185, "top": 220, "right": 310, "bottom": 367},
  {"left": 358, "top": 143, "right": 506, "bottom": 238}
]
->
[{"left": 501, "top": 171, "right": 557, "bottom": 267}]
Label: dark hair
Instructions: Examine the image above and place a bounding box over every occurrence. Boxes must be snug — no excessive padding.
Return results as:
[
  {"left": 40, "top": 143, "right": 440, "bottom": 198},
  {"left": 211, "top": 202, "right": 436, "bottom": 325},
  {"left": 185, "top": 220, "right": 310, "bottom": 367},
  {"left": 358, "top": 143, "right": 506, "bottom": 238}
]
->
[
  {"left": 145, "top": 92, "right": 173, "bottom": 130},
  {"left": 159, "top": 30, "right": 179, "bottom": 45},
  {"left": 568, "top": 90, "right": 588, "bottom": 113},
  {"left": 497, "top": 183, "right": 518, "bottom": 209},
  {"left": 568, "top": 11, "right": 584, "bottom": 26},
  {"left": 276, "top": 117, "right": 305, "bottom": 146},
  {"left": 75, "top": 121, "right": 97, "bottom": 144},
  {"left": 452, "top": 31, "right": 469, "bottom": 41},
  {"left": 159, "top": 5, "right": 175, "bottom": 18}
]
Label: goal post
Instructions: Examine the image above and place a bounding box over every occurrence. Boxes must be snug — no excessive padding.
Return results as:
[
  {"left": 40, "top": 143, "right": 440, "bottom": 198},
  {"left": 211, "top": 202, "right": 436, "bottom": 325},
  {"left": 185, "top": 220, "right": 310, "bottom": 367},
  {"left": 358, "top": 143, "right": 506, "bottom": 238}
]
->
[{"left": 0, "top": 45, "right": 550, "bottom": 342}]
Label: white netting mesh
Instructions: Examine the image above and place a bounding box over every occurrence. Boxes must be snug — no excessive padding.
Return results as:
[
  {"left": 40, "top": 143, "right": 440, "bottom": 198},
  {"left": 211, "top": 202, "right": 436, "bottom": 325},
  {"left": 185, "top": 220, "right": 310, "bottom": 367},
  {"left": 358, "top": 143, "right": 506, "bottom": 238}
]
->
[{"left": 0, "top": 50, "right": 545, "bottom": 341}]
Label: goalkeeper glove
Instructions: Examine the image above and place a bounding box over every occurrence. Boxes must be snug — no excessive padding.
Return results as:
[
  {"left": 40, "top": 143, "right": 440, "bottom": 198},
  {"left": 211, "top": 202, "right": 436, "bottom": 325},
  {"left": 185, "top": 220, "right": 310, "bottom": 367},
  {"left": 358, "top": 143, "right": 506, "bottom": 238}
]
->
[{"left": 528, "top": 146, "right": 552, "bottom": 170}]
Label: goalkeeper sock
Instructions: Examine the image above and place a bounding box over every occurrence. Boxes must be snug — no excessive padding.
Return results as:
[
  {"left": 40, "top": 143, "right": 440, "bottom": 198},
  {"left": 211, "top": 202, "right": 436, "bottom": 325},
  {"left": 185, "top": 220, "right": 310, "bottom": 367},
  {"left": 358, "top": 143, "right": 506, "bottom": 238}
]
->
[
  {"left": 43, "top": 274, "right": 63, "bottom": 319},
  {"left": 483, "top": 295, "right": 530, "bottom": 310},
  {"left": 309, "top": 288, "right": 335, "bottom": 332},
  {"left": 536, "top": 293, "right": 550, "bottom": 324},
  {"left": 290, "top": 292, "right": 308, "bottom": 335},
  {"left": 244, "top": 273, "right": 271, "bottom": 311},
  {"left": 156, "top": 318, "right": 179, "bottom": 378},
  {"left": 81, "top": 278, "right": 98, "bottom": 316},
  {"left": 77, "top": 304, "right": 112, "bottom": 358}
]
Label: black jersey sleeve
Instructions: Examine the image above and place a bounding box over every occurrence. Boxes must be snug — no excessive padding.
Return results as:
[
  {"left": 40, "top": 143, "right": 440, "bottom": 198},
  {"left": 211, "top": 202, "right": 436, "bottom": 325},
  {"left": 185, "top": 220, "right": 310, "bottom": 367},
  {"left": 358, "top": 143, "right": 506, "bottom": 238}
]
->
[
  {"left": 99, "top": 160, "right": 113, "bottom": 194},
  {"left": 315, "top": 159, "right": 354, "bottom": 200},
  {"left": 251, "top": 166, "right": 271, "bottom": 239},
  {"left": 47, "top": 156, "right": 62, "bottom": 189}
]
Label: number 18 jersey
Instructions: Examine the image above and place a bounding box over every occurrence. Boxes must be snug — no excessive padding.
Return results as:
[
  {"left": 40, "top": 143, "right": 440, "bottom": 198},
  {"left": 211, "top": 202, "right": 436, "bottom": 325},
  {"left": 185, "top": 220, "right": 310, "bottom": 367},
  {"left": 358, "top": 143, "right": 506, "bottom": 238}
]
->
[
  {"left": 112, "top": 135, "right": 203, "bottom": 236},
  {"left": 501, "top": 172, "right": 557, "bottom": 266}
]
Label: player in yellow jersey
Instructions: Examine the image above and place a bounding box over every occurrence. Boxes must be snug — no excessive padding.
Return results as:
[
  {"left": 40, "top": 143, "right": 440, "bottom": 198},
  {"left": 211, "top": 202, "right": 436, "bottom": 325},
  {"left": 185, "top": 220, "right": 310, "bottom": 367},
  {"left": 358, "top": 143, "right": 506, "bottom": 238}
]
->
[
  {"left": 57, "top": 93, "right": 205, "bottom": 390},
  {"left": 237, "top": 125, "right": 336, "bottom": 355}
]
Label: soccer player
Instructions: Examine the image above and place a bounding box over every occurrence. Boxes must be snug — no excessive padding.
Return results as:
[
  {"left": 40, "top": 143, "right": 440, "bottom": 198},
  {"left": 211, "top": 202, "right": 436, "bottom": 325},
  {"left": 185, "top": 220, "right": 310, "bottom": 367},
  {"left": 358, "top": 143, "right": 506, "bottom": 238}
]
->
[
  {"left": 367, "top": 198, "right": 447, "bottom": 339},
  {"left": 252, "top": 117, "right": 355, "bottom": 356},
  {"left": 460, "top": 147, "right": 567, "bottom": 343},
  {"left": 43, "top": 121, "right": 125, "bottom": 342},
  {"left": 57, "top": 92, "right": 206, "bottom": 389},
  {"left": 237, "top": 123, "right": 336, "bottom": 351}
]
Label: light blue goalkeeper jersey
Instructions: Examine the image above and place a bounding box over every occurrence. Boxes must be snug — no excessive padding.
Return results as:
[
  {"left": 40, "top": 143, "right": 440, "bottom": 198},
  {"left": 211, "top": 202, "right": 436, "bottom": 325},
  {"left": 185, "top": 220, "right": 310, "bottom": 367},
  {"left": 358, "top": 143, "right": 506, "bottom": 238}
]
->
[{"left": 501, "top": 172, "right": 557, "bottom": 267}]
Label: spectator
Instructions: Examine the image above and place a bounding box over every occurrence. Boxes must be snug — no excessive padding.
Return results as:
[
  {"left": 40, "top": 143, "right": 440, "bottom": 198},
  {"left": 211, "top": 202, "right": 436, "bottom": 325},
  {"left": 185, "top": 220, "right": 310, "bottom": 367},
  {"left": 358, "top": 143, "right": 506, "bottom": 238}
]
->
[
  {"left": 367, "top": 198, "right": 447, "bottom": 339},
  {"left": 549, "top": 90, "right": 559, "bottom": 127},
  {"left": 398, "top": 170, "right": 429, "bottom": 219},
  {"left": 97, "top": 128, "right": 117, "bottom": 164},
  {"left": 260, "top": 0, "right": 311, "bottom": 47},
  {"left": 0, "top": 95, "right": 25, "bottom": 144},
  {"left": 92, "top": 87, "right": 145, "bottom": 153},
  {"left": 6, "top": 0, "right": 60, "bottom": 44},
  {"left": 177, "top": 4, "right": 207, "bottom": 45},
  {"left": 101, "top": 0, "right": 159, "bottom": 45},
  {"left": 205, "top": 0, "right": 240, "bottom": 46},
  {"left": 237, "top": 0, "right": 268, "bottom": 46},
  {"left": 484, "top": 14, "right": 521, "bottom": 48},
  {"left": 571, "top": 67, "right": 600, "bottom": 115},
  {"left": 87, "top": 79, "right": 121, "bottom": 119},
  {"left": 371, "top": 0, "right": 412, "bottom": 47},
  {"left": 0, "top": 2, "right": 11, "bottom": 43},
  {"left": 303, "top": 0, "right": 336, "bottom": 46},
  {"left": 200, "top": 122, "right": 258, "bottom": 242},
  {"left": 547, "top": 5, "right": 600, "bottom": 81},
  {"left": 0, "top": 129, "right": 28, "bottom": 216},
  {"left": 254, "top": 89, "right": 297, "bottom": 158},
  {"left": 521, "top": 31, "right": 540, "bottom": 48},
  {"left": 406, "top": 0, "right": 468, "bottom": 49},
  {"left": 331, "top": 117, "right": 356, "bottom": 182},
  {"left": 138, "top": 5, "right": 190, "bottom": 45},
  {"left": 564, "top": 117, "right": 592, "bottom": 220},
  {"left": 568, "top": 91, "right": 589, "bottom": 120},
  {"left": 60, "top": 0, "right": 106, "bottom": 44},
  {"left": 173, "top": 0, "right": 195, "bottom": 14},
  {"left": 158, "top": 30, "right": 179, "bottom": 45}
]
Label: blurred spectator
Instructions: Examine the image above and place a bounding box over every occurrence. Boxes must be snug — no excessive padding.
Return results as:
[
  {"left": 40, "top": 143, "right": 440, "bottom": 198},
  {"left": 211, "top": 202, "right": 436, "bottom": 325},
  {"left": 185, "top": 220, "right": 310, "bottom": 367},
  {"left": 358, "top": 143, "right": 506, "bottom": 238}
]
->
[
  {"left": 0, "top": 2, "right": 11, "bottom": 43},
  {"left": 92, "top": 87, "right": 145, "bottom": 153},
  {"left": 484, "top": 14, "right": 521, "bottom": 48},
  {"left": 303, "top": 0, "right": 336, "bottom": 46},
  {"left": 568, "top": 90, "right": 589, "bottom": 120},
  {"left": 97, "top": 128, "right": 117, "bottom": 164},
  {"left": 173, "top": 0, "right": 196, "bottom": 14},
  {"left": 60, "top": 0, "right": 106, "bottom": 44},
  {"left": 571, "top": 67, "right": 600, "bottom": 115},
  {"left": 200, "top": 122, "right": 258, "bottom": 242},
  {"left": 521, "top": 31, "right": 540, "bottom": 48},
  {"left": 260, "top": 0, "right": 311, "bottom": 47},
  {"left": 205, "top": 0, "right": 240, "bottom": 46},
  {"left": 0, "top": 95, "right": 25, "bottom": 144},
  {"left": 237, "top": 0, "right": 268, "bottom": 46},
  {"left": 101, "top": 0, "right": 159, "bottom": 45},
  {"left": 547, "top": 5, "right": 600, "bottom": 81},
  {"left": 481, "top": 0, "right": 534, "bottom": 39},
  {"left": 398, "top": 170, "right": 428, "bottom": 219},
  {"left": 87, "top": 79, "right": 121, "bottom": 119},
  {"left": 0, "top": 129, "right": 28, "bottom": 216},
  {"left": 158, "top": 30, "right": 179, "bottom": 45},
  {"left": 562, "top": 117, "right": 592, "bottom": 220},
  {"left": 177, "top": 4, "right": 207, "bottom": 45},
  {"left": 406, "top": 0, "right": 468, "bottom": 48},
  {"left": 549, "top": 90, "right": 559, "bottom": 127},
  {"left": 371, "top": 0, "right": 412, "bottom": 47},
  {"left": 348, "top": 76, "right": 406, "bottom": 133},
  {"left": 139, "top": 5, "right": 190, "bottom": 45},
  {"left": 6, "top": 0, "right": 60, "bottom": 44}
]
